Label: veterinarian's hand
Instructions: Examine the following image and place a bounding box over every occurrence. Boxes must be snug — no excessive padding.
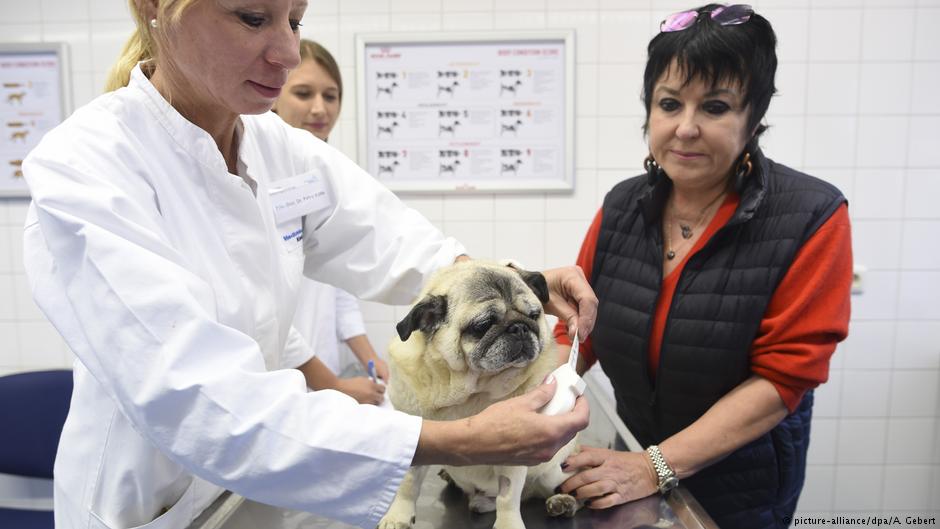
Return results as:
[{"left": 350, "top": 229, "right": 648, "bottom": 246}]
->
[
  {"left": 542, "top": 266, "right": 598, "bottom": 339},
  {"left": 468, "top": 381, "right": 589, "bottom": 466},
  {"left": 334, "top": 376, "right": 386, "bottom": 406},
  {"left": 558, "top": 446, "right": 658, "bottom": 508},
  {"left": 413, "top": 381, "right": 589, "bottom": 467}
]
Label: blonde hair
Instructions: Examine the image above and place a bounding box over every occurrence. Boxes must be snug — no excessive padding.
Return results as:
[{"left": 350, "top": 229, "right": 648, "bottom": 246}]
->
[
  {"left": 104, "top": 0, "right": 199, "bottom": 92},
  {"left": 299, "top": 39, "right": 343, "bottom": 102}
]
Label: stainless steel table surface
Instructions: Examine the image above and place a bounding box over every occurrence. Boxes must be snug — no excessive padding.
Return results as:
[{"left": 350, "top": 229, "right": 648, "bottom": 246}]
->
[{"left": 187, "top": 375, "right": 718, "bottom": 529}]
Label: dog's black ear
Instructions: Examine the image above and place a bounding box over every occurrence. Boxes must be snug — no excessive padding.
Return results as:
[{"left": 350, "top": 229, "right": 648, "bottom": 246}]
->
[
  {"left": 508, "top": 265, "right": 550, "bottom": 304},
  {"left": 396, "top": 295, "right": 448, "bottom": 341}
]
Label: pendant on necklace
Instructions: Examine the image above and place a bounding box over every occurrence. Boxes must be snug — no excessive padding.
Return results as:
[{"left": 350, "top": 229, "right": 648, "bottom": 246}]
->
[
  {"left": 666, "top": 250, "right": 676, "bottom": 260},
  {"left": 680, "top": 224, "right": 693, "bottom": 239}
]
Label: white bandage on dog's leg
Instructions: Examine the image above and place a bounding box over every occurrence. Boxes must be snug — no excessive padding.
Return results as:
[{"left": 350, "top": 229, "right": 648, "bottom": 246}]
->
[{"left": 493, "top": 466, "right": 528, "bottom": 529}]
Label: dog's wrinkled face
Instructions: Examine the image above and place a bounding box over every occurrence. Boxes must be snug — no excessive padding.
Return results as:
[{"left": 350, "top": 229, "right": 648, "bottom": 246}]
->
[
  {"left": 458, "top": 268, "right": 546, "bottom": 371},
  {"left": 396, "top": 264, "right": 550, "bottom": 373}
]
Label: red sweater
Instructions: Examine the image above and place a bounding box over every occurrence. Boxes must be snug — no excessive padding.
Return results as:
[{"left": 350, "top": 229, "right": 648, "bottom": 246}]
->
[{"left": 554, "top": 196, "right": 851, "bottom": 412}]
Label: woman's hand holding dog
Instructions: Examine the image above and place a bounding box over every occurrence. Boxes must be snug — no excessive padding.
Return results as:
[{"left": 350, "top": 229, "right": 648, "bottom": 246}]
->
[
  {"left": 558, "top": 446, "right": 658, "bottom": 508},
  {"left": 413, "top": 381, "right": 589, "bottom": 467}
]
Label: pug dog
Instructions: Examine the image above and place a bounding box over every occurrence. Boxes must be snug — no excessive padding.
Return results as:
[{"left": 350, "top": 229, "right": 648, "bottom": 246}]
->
[{"left": 377, "top": 260, "right": 580, "bottom": 529}]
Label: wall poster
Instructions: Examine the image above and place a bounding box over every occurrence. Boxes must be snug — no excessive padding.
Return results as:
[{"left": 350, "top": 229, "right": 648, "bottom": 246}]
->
[
  {"left": 0, "top": 42, "right": 72, "bottom": 197},
  {"left": 356, "top": 30, "right": 575, "bottom": 193}
]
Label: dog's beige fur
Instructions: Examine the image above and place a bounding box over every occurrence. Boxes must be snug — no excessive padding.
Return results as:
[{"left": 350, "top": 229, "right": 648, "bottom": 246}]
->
[{"left": 378, "top": 261, "right": 579, "bottom": 529}]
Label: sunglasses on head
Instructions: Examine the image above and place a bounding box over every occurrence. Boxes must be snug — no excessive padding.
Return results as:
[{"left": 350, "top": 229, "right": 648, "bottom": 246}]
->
[{"left": 660, "top": 4, "right": 754, "bottom": 33}]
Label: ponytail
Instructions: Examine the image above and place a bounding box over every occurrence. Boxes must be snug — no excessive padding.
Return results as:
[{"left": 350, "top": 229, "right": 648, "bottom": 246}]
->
[
  {"left": 104, "top": 28, "right": 154, "bottom": 92},
  {"left": 104, "top": 0, "right": 201, "bottom": 92}
]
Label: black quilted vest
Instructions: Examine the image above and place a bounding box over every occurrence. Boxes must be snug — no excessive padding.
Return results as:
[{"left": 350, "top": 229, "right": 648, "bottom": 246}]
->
[{"left": 591, "top": 149, "right": 845, "bottom": 529}]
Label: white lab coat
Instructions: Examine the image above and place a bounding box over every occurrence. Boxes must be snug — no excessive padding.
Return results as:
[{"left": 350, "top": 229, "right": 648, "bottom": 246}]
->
[
  {"left": 288, "top": 281, "right": 367, "bottom": 373},
  {"left": 22, "top": 65, "right": 464, "bottom": 529}
]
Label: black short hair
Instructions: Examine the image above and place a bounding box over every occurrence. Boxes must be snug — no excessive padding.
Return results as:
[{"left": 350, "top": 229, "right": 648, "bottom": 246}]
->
[{"left": 642, "top": 4, "right": 777, "bottom": 148}]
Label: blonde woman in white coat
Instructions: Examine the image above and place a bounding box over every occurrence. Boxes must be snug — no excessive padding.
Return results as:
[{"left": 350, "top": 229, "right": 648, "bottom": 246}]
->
[
  {"left": 273, "top": 39, "right": 387, "bottom": 405},
  {"left": 21, "top": 1, "right": 597, "bottom": 528}
]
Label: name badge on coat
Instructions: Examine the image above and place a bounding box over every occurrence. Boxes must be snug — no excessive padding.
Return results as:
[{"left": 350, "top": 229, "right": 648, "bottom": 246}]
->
[
  {"left": 269, "top": 171, "right": 331, "bottom": 252},
  {"left": 269, "top": 171, "right": 331, "bottom": 225}
]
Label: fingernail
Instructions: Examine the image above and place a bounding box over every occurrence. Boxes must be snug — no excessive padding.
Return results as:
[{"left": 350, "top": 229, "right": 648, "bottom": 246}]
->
[
  {"left": 560, "top": 462, "right": 568, "bottom": 470},
  {"left": 543, "top": 374, "right": 555, "bottom": 385}
]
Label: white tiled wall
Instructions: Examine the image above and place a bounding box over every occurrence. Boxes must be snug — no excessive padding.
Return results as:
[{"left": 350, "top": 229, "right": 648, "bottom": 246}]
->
[{"left": 1, "top": 0, "right": 938, "bottom": 521}]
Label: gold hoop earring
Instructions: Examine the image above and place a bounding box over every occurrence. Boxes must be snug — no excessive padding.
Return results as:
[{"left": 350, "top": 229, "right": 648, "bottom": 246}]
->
[{"left": 735, "top": 152, "right": 752, "bottom": 178}]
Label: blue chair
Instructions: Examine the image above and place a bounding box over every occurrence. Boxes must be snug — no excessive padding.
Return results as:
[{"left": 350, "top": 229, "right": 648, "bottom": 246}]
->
[{"left": 0, "top": 369, "right": 73, "bottom": 528}]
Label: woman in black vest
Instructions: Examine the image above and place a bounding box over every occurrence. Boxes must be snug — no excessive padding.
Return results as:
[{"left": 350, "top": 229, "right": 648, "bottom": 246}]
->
[{"left": 554, "top": 5, "right": 852, "bottom": 528}]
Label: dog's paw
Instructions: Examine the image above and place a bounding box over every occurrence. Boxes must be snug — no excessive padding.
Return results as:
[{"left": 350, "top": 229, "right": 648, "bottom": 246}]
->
[
  {"left": 545, "top": 493, "right": 579, "bottom": 518},
  {"left": 377, "top": 514, "right": 415, "bottom": 529},
  {"left": 378, "top": 500, "right": 416, "bottom": 529}
]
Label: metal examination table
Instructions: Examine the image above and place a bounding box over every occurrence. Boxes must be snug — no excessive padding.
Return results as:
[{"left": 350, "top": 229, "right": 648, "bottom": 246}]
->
[{"left": 186, "top": 375, "right": 719, "bottom": 529}]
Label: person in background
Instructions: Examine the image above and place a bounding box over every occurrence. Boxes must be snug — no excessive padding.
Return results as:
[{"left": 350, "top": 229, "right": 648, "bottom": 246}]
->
[
  {"left": 21, "top": 1, "right": 596, "bottom": 527},
  {"left": 554, "top": 5, "right": 852, "bottom": 529},
  {"left": 273, "top": 39, "right": 387, "bottom": 405}
]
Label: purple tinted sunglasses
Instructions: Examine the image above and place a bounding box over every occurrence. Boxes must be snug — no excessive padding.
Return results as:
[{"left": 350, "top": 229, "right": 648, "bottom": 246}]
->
[{"left": 660, "top": 4, "right": 754, "bottom": 33}]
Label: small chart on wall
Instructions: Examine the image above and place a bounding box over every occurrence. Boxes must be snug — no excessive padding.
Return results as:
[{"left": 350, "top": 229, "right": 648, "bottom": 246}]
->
[
  {"left": 356, "top": 30, "right": 575, "bottom": 193},
  {"left": 0, "top": 43, "right": 72, "bottom": 197}
]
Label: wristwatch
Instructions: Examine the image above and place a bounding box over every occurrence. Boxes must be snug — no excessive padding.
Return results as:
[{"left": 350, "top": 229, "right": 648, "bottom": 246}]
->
[{"left": 646, "top": 445, "right": 679, "bottom": 494}]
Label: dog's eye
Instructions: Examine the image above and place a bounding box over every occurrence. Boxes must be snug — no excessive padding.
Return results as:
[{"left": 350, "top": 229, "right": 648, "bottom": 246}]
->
[
  {"left": 528, "top": 308, "right": 541, "bottom": 319},
  {"left": 468, "top": 318, "right": 494, "bottom": 337}
]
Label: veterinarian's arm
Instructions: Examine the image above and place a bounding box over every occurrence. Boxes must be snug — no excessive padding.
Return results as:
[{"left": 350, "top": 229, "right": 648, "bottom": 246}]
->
[
  {"left": 412, "top": 381, "right": 589, "bottom": 467},
  {"left": 301, "top": 143, "right": 466, "bottom": 305}
]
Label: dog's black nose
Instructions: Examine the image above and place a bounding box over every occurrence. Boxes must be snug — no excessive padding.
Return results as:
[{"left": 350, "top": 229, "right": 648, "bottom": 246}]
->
[{"left": 506, "top": 322, "right": 529, "bottom": 335}]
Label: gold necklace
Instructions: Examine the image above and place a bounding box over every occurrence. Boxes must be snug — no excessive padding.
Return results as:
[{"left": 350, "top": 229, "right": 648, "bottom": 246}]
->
[{"left": 664, "top": 188, "right": 727, "bottom": 261}]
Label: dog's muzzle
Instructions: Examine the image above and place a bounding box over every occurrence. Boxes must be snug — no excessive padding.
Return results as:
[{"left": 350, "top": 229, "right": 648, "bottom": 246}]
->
[{"left": 503, "top": 321, "right": 538, "bottom": 362}]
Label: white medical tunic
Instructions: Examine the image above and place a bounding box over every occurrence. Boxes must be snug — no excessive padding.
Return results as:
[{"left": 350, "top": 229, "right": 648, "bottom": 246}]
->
[
  {"left": 22, "top": 65, "right": 464, "bottom": 529},
  {"left": 288, "top": 280, "right": 367, "bottom": 373}
]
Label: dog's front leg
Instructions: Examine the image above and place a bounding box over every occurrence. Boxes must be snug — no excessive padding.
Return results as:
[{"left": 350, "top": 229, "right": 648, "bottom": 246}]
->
[
  {"left": 378, "top": 466, "right": 429, "bottom": 529},
  {"left": 539, "top": 438, "right": 580, "bottom": 518},
  {"left": 493, "top": 465, "right": 528, "bottom": 529}
]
